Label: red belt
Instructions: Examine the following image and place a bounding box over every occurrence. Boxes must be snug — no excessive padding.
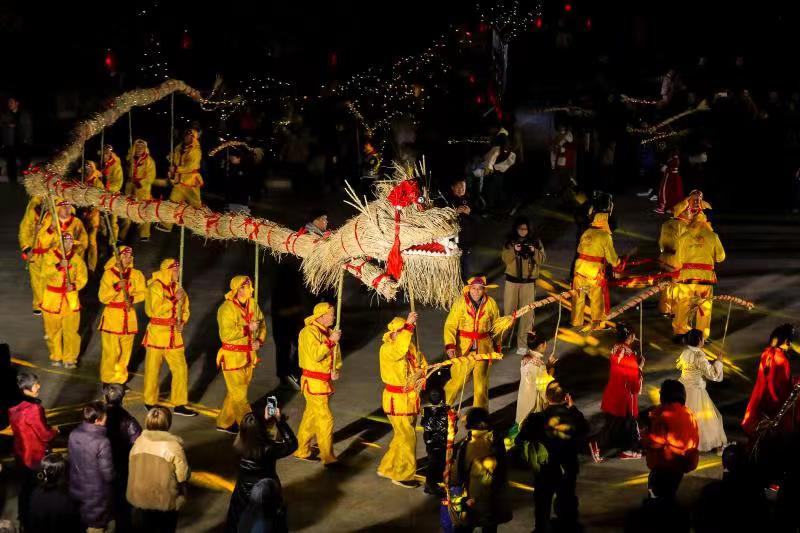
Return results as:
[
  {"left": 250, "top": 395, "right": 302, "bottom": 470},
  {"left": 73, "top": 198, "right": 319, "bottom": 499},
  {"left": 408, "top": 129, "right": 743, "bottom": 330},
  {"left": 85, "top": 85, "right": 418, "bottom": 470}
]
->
[
  {"left": 577, "top": 253, "right": 605, "bottom": 264},
  {"left": 681, "top": 263, "right": 714, "bottom": 271},
  {"left": 107, "top": 302, "right": 129, "bottom": 309},
  {"left": 150, "top": 317, "right": 177, "bottom": 326},
  {"left": 32, "top": 248, "right": 48, "bottom": 255},
  {"left": 302, "top": 369, "right": 332, "bottom": 382},
  {"left": 46, "top": 285, "right": 67, "bottom": 294},
  {"left": 385, "top": 383, "right": 412, "bottom": 394},
  {"left": 457, "top": 330, "right": 490, "bottom": 340},
  {"left": 221, "top": 343, "right": 252, "bottom": 352}
]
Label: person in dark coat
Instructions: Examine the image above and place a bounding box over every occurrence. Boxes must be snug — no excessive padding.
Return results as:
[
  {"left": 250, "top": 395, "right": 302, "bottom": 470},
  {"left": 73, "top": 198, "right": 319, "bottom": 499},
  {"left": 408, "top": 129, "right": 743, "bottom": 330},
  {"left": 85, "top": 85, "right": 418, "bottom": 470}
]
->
[
  {"left": 0, "top": 343, "right": 20, "bottom": 430},
  {"left": 225, "top": 407, "right": 298, "bottom": 533},
  {"left": 421, "top": 387, "right": 449, "bottom": 496},
  {"left": 225, "top": 149, "right": 256, "bottom": 213},
  {"left": 103, "top": 384, "right": 141, "bottom": 532},
  {"left": 436, "top": 177, "right": 477, "bottom": 277},
  {"left": 0, "top": 96, "right": 33, "bottom": 183},
  {"left": 8, "top": 371, "right": 58, "bottom": 530},
  {"left": 68, "top": 401, "right": 114, "bottom": 531},
  {"left": 27, "top": 453, "right": 82, "bottom": 533},
  {"left": 236, "top": 478, "right": 288, "bottom": 533},
  {"left": 516, "top": 380, "right": 589, "bottom": 533}
]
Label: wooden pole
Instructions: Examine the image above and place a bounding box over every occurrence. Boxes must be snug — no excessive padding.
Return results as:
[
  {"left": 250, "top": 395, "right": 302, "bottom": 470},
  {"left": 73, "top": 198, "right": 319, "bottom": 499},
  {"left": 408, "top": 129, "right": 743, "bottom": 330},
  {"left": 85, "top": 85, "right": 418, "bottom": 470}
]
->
[
  {"left": 254, "top": 243, "right": 260, "bottom": 305},
  {"left": 128, "top": 110, "right": 133, "bottom": 151},
  {"left": 335, "top": 267, "right": 344, "bottom": 330},
  {"left": 408, "top": 283, "right": 419, "bottom": 351}
]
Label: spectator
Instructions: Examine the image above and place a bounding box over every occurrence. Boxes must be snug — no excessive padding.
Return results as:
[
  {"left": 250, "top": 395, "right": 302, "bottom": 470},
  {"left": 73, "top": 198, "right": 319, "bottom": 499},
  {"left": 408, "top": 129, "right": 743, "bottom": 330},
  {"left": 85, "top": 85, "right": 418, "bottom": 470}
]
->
[
  {"left": 225, "top": 148, "right": 255, "bottom": 214},
  {"left": 624, "top": 470, "right": 691, "bottom": 533},
  {"left": 0, "top": 96, "right": 33, "bottom": 184},
  {"left": 451, "top": 407, "right": 512, "bottom": 532},
  {"left": 68, "top": 401, "right": 114, "bottom": 532},
  {"left": 506, "top": 332, "right": 554, "bottom": 447},
  {"left": 236, "top": 478, "right": 288, "bottom": 533},
  {"left": 641, "top": 380, "right": 699, "bottom": 500},
  {"left": 501, "top": 217, "right": 546, "bottom": 354},
  {"left": 302, "top": 208, "right": 329, "bottom": 238},
  {"left": 437, "top": 177, "right": 476, "bottom": 277},
  {"left": 103, "top": 384, "right": 142, "bottom": 532},
  {"left": 421, "top": 386, "right": 449, "bottom": 497},
  {"left": 550, "top": 124, "right": 577, "bottom": 196},
  {"left": 127, "top": 407, "right": 190, "bottom": 533},
  {"left": 9, "top": 371, "right": 58, "bottom": 530},
  {"left": 27, "top": 453, "right": 82, "bottom": 533},
  {"left": 0, "top": 343, "right": 20, "bottom": 430},
  {"left": 516, "top": 381, "right": 588, "bottom": 533},
  {"left": 225, "top": 408, "right": 298, "bottom": 532},
  {"left": 481, "top": 130, "right": 517, "bottom": 210}
]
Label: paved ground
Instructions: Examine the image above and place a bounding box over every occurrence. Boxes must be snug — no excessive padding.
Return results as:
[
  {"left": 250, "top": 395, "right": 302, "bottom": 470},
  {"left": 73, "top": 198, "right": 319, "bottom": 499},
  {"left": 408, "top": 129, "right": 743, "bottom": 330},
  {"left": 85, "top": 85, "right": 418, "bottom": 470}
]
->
[{"left": 0, "top": 179, "right": 798, "bottom": 532}]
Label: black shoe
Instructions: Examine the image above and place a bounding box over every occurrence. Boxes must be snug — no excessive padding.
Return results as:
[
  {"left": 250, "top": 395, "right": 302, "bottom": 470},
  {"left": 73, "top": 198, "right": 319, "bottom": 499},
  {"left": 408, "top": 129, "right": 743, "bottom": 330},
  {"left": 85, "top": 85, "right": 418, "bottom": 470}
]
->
[
  {"left": 216, "top": 424, "right": 239, "bottom": 435},
  {"left": 154, "top": 224, "right": 171, "bottom": 233},
  {"left": 32, "top": 309, "right": 42, "bottom": 316},
  {"left": 391, "top": 479, "right": 420, "bottom": 489},
  {"left": 173, "top": 405, "right": 198, "bottom": 417},
  {"left": 140, "top": 237, "right": 150, "bottom": 243}
]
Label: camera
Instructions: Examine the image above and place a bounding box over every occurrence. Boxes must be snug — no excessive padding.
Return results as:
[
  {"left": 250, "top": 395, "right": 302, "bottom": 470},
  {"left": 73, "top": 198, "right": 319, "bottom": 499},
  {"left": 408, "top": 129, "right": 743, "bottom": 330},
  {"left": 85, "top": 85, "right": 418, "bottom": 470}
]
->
[
  {"left": 266, "top": 396, "right": 278, "bottom": 418},
  {"left": 513, "top": 239, "right": 538, "bottom": 259}
]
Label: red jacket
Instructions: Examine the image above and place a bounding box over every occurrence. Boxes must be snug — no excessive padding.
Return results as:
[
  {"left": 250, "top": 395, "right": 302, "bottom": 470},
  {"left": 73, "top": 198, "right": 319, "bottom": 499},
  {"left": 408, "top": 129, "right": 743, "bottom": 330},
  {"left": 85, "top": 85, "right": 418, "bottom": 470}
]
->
[
  {"left": 642, "top": 402, "right": 699, "bottom": 473},
  {"left": 8, "top": 397, "right": 58, "bottom": 469},
  {"left": 742, "top": 346, "right": 791, "bottom": 435},
  {"left": 601, "top": 343, "right": 642, "bottom": 418}
]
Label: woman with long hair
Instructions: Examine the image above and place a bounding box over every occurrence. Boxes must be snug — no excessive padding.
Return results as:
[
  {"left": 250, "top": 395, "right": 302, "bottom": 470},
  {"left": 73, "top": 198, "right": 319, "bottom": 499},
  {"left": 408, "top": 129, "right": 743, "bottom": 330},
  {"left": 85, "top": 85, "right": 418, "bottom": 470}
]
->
[{"left": 27, "top": 453, "right": 82, "bottom": 532}]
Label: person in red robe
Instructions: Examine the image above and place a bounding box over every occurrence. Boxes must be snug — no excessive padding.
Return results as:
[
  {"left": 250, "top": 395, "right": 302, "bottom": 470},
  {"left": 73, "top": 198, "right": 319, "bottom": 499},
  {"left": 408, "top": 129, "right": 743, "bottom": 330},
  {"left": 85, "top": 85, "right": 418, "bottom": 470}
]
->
[
  {"left": 655, "top": 149, "right": 684, "bottom": 215},
  {"left": 741, "top": 324, "right": 796, "bottom": 436},
  {"left": 595, "top": 323, "right": 644, "bottom": 460}
]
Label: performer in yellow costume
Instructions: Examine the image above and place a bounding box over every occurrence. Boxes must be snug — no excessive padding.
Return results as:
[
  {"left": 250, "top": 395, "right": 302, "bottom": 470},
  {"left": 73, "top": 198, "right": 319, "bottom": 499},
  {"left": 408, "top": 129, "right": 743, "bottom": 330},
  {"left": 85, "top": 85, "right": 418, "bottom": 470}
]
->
[
  {"left": 216, "top": 275, "right": 266, "bottom": 432},
  {"left": 98, "top": 246, "right": 146, "bottom": 384},
  {"left": 119, "top": 139, "right": 157, "bottom": 242},
  {"left": 377, "top": 312, "right": 427, "bottom": 487},
  {"left": 571, "top": 200, "right": 621, "bottom": 329},
  {"left": 19, "top": 196, "right": 48, "bottom": 314},
  {"left": 101, "top": 145, "right": 124, "bottom": 242},
  {"left": 672, "top": 213, "right": 725, "bottom": 338},
  {"left": 294, "top": 302, "right": 342, "bottom": 465},
  {"left": 142, "top": 258, "right": 197, "bottom": 416},
  {"left": 82, "top": 160, "right": 104, "bottom": 272},
  {"left": 157, "top": 129, "right": 203, "bottom": 232},
  {"left": 443, "top": 276, "right": 500, "bottom": 409},
  {"left": 40, "top": 233, "right": 88, "bottom": 368}
]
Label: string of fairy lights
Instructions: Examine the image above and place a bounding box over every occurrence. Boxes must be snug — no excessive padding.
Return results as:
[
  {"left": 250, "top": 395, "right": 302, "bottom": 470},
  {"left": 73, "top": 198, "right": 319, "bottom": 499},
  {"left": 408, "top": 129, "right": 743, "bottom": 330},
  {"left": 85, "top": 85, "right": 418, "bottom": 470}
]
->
[{"left": 476, "top": 0, "right": 545, "bottom": 42}]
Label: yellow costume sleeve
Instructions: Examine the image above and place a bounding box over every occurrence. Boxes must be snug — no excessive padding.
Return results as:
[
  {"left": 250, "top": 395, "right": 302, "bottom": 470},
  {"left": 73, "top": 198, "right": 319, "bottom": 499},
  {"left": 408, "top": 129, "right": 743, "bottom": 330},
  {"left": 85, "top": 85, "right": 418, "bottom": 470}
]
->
[
  {"left": 713, "top": 233, "right": 726, "bottom": 264},
  {"left": 175, "top": 145, "right": 202, "bottom": 174},
  {"left": 144, "top": 157, "right": 157, "bottom": 187},
  {"left": 602, "top": 233, "right": 620, "bottom": 268},
  {"left": 68, "top": 218, "right": 89, "bottom": 257},
  {"left": 72, "top": 255, "right": 88, "bottom": 292},
  {"left": 254, "top": 304, "right": 267, "bottom": 344},
  {"left": 131, "top": 271, "right": 147, "bottom": 304},
  {"left": 145, "top": 281, "right": 174, "bottom": 318},
  {"left": 19, "top": 199, "right": 42, "bottom": 251},
  {"left": 390, "top": 329, "right": 414, "bottom": 361},
  {"left": 98, "top": 270, "right": 117, "bottom": 305},
  {"left": 217, "top": 302, "right": 248, "bottom": 345},
  {"left": 299, "top": 327, "right": 334, "bottom": 363},
  {"left": 443, "top": 297, "right": 464, "bottom": 349}
]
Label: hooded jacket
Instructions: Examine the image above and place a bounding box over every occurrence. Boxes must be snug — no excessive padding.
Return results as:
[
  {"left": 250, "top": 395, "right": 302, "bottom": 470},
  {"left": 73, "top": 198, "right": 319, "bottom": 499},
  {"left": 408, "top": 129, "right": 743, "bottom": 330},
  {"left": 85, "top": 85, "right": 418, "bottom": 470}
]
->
[
  {"left": 144, "top": 260, "right": 190, "bottom": 350},
  {"left": 217, "top": 276, "right": 266, "bottom": 371},
  {"left": 126, "top": 141, "right": 157, "bottom": 199},
  {"left": 98, "top": 253, "right": 147, "bottom": 335},
  {"left": 127, "top": 430, "right": 190, "bottom": 512}
]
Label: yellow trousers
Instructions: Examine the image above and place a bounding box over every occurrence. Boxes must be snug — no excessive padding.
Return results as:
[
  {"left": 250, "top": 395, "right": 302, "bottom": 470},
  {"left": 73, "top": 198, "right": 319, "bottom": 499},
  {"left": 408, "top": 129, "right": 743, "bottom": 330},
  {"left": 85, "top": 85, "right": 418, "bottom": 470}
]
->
[
  {"left": 658, "top": 282, "right": 677, "bottom": 315},
  {"left": 217, "top": 366, "right": 253, "bottom": 428},
  {"left": 444, "top": 359, "right": 490, "bottom": 409},
  {"left": 294, "top": 390, "right": 337, "bottom": 464},
  {"left": 504, "top": 280, "right": 536, "bottom": 349},
  {"left": 161, "top": 186, "right": 202, "bottom": 230},
  {"left": 571, "top": 275, "right": 606, "bottom": 326},
  {"left": 100, "top": 332, "right": 135, "bottom": 384},
  {"left": 86, "top": 227, "right": 99, "bottom": 272},
  {"left": 672, "top": 284, "right": 714, "bottom": 338},
  {"left": 29, "top": 260, "right": 45, "bottom": 312},
  {"left": 144, "top": 347, "right": 189, "bottom": 406},
  {"left": 377, "top": 415, "right": 418, "bottom": 481},
  {"left": 43, "top": 310, "right": 81, "bottom": 364}
]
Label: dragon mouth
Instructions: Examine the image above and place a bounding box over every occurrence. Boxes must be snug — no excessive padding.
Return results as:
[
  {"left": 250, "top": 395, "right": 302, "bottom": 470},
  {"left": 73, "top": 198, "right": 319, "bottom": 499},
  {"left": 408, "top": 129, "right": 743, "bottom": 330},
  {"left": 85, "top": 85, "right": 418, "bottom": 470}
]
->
[{"left": 403, "top": 235, "right": 460, "bottom": 257}]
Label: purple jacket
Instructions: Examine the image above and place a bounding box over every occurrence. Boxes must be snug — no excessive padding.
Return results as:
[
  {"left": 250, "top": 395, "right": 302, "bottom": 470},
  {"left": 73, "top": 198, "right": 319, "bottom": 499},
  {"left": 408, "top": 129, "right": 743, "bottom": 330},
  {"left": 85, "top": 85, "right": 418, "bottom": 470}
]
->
[{"left": 68, "top": 422, "right": 114, "bottom": 528}]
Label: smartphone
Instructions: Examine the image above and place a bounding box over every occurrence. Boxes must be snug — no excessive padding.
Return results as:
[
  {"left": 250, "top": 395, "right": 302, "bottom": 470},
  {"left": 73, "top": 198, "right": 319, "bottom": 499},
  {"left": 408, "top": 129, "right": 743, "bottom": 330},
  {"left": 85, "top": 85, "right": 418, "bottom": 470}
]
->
[{"left": 266, "top": 396, "right": 278, "bottom": 418}]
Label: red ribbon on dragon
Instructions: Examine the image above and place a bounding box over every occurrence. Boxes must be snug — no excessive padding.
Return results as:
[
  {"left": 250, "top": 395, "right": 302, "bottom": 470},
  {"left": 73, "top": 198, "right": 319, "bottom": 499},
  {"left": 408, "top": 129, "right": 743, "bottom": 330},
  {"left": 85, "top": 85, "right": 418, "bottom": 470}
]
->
[{"left": 385, "top": 179, "right": 420, "bottom": 280}]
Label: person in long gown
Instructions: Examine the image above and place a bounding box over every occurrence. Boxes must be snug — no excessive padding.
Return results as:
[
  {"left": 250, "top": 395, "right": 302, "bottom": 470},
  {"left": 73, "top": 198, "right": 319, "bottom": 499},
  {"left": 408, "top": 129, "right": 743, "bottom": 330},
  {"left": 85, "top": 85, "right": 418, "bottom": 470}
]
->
[
  {"left": 676, "top": 329, "right": 726, "bottom": 453},
  {"left": 505, "top": 332, "right": 554, "bottom": 448}
]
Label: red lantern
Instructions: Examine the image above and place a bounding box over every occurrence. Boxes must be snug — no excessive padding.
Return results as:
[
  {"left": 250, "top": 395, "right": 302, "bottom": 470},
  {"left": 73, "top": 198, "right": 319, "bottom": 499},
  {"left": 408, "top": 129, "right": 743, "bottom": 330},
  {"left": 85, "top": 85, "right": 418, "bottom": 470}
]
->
[
  {"left": 181, "top": 31, "right": 192, "bottom": 50},
  {"left": 328, "top": 51, "right": 338, "bottom": 69},
  {"left": 104, "top": 49, "right": 117, "bottom": 75},
  {"left": 476, "top": 94, "right": 484, "bottom": 105},
  {"left": 468, "top": 73, "right": 476, "bottom": 84},
  {"left": 479, "top": 22, "right": 489, "bottom": 33},
  {"left": 586, "top": 17, "right": 592, "bottom": 30},
  {"left": 564, "top": 3, "right": 573, "bottom": 12},
  {"left": 534, "top": 17, "right": 543, "bottom": 29}
]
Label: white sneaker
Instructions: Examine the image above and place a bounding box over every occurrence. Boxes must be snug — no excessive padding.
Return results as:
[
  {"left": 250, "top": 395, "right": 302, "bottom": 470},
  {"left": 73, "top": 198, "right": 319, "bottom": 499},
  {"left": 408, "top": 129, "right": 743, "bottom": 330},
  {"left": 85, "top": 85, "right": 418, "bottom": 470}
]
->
[
  {"left": 516, "top": 347, "right": 528, "bottom": 356},
  {"left": 636, "top": 188, "right": 653, "bottom": 197}
]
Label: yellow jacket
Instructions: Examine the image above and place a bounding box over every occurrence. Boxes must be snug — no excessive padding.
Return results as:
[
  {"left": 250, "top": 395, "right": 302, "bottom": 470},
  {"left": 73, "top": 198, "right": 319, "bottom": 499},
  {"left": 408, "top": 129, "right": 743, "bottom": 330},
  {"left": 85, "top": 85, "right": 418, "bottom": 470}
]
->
[
  {"left": 443, "top": 294, "right": 500, "bottom": 356},
  {"left": 85, "top": 162, "right": 104, "bottom": 189},
  {"left": 102, "top": 152, "right": 124, "bottom": 193},
  {"left": 574, "top": 227, "right": 620, "bottom": 281},
  {"left": 216, "top": 298, "right": 266, "bottom": 371},
  {"left": 126, "top": 149, "right": 157, "bottom": 200},
  {"left": 171, "top": 142, "right": 204, "bottom": 188},
  {"left": 658, "top": 218, "right": 687, "bottom": 270},
  {"left": 144, "top": 270, "right": 190, "bottom": 350},
  {"left": 98, "top": 256, "right": 147, "bottom": 334},
  {"left": 298, "top": 322, "right": 342, "bottom": 395},
  {"left": 380, "top": 326, "right": 427, "bottom": 416},
  {"left": 18, "top": 197, "right": 45, "bottom": 253},
  {"left": 38, "top": 212, "right": 89, "bottom": 258},
  {"left": 675, "top": 225, "right": 725, "bottom": 284},
  {"left": 39, "top": 249, "right": 88, "bottom": 314}
]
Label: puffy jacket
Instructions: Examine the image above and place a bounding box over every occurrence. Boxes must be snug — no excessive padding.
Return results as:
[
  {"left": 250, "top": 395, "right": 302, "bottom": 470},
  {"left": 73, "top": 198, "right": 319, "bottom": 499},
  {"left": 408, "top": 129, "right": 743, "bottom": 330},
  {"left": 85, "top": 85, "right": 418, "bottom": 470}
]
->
[
  {"left": 225, "top": 420, "right": 298, "bottom": 532},
  {"left": 68, "top": 422, "right": 114, "bottom": 528},
  {"left": 127, "top": 430, "right": 190, "bottom": 511},
  {"left": 422, "top": 405, "right": 449, "bottom": 451},
  {"left": 105, "top": 404, "right": 142, "bottom": 479},
  {"left": 8, "top": 397, "right": 58, "bottom": 468},
  {"left": 642, "top": 402, "right": 700, "bottom": 474}
]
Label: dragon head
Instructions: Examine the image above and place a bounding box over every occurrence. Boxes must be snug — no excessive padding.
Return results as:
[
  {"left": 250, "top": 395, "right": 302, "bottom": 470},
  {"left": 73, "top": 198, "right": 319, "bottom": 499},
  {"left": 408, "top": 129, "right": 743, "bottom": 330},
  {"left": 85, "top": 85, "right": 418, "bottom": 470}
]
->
[{"left": 303, "top": 163, "right": 462, "bottom": 309}]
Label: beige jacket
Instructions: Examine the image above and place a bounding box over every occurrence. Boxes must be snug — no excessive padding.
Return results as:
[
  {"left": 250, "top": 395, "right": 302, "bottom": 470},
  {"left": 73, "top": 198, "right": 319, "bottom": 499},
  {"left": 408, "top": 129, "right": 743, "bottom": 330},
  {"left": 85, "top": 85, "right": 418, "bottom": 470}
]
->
[{"left": 127, "top": 430, "right": 190, "bottom": 511}]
